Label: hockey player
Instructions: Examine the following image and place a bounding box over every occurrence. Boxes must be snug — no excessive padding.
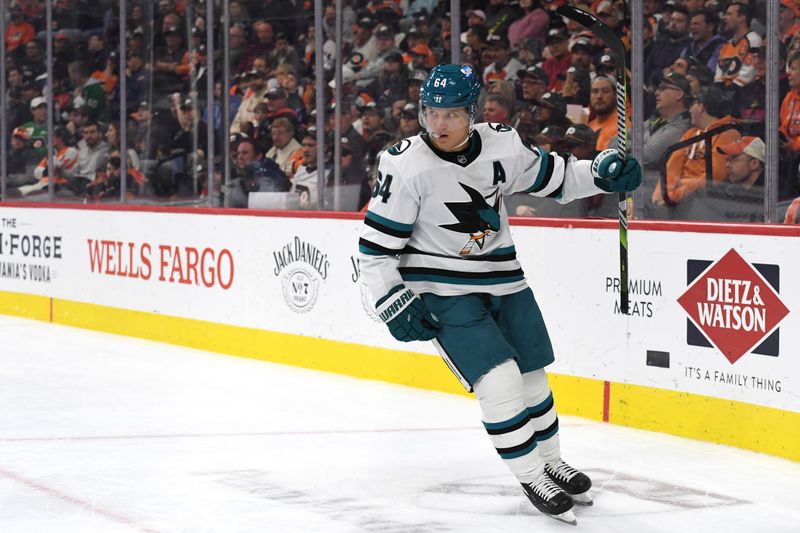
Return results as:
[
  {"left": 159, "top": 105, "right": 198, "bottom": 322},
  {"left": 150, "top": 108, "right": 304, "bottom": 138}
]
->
[{"left": 357, "top": 64, "right": 640, "bottom": 525}]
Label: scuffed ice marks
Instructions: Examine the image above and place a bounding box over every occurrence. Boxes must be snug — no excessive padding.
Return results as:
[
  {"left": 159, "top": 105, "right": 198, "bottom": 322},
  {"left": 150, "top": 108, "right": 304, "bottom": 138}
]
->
[
  {"left": 415, "top": 470, "right": 748, "bottom": 518},
  {"left": 200, "top": 469, "right": 450, "bottom": 533}
]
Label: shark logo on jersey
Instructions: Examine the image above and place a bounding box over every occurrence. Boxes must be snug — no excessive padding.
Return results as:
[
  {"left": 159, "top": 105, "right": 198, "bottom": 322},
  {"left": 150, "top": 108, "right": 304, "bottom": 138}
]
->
[{"left": 440, "top": 183, "right": 501, "bottom": 255}]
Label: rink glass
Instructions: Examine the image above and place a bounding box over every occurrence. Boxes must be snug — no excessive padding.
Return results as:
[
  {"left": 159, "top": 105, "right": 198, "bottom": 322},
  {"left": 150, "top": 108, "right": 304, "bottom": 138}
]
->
[{"left": 0, "top": 2, "right": 784, "bottom": 222}]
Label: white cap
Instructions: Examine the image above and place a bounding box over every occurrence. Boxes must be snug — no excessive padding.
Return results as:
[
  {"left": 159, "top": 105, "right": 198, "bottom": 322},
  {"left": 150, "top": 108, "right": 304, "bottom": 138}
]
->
[
  {"left": 30, "top": 96, "right": 47, "bottom": 109},
  {"left": 329, "top": 67, "right": 356, "bottom": 88}
]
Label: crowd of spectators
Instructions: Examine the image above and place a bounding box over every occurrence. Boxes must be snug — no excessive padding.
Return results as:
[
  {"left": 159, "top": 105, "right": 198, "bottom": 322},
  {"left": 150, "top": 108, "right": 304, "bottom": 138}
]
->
[{"left": 0, "top": 0, "right": 796, "bottom": 221}]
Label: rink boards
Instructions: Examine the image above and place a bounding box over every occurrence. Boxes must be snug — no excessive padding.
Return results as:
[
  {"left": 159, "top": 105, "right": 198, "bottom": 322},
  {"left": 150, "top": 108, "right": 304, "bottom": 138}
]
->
[{"left": 0, "top": 203, "right": 798, "bottom": 462}]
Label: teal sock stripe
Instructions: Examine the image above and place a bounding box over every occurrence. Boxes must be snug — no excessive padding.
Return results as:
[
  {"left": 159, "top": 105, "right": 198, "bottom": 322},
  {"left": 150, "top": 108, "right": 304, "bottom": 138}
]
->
[
  {"left": 526, "top": 392, "right": 554, "bottom": 419},
  {"left": 498, "top": 438, "right": 538, "bottom": 460},
  {"left": 535, "top": 417, "right": 560, "bottom": 442}
]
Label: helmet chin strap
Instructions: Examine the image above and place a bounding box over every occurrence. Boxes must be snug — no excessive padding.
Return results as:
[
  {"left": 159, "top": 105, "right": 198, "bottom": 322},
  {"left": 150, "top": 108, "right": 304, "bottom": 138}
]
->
[{"left": 447, "top": 129, "right": 472, "bottom": 150}]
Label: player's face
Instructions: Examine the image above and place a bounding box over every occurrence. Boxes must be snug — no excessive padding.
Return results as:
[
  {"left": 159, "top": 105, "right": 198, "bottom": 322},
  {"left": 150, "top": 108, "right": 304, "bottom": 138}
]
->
[
  {"left": 788, "top": 59, "right": 800, "bottom": 89},
  {"left": 423, "top": 106, "right": 470, "bottom": 152}
]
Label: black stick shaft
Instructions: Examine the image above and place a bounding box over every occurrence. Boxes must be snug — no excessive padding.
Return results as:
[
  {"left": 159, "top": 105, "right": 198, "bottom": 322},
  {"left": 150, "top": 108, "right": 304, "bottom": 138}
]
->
[{"left": 557, "top": 5, "right": 630, "bottom": 315}]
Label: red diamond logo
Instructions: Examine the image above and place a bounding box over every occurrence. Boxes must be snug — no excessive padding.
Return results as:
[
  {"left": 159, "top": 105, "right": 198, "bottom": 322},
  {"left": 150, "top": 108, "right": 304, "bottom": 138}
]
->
[{"left": 677, "top": 249, "right": 790, "bottom": 364}]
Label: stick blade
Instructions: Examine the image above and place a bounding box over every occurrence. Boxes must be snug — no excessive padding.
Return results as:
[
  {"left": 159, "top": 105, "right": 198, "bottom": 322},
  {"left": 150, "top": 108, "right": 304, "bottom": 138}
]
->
[{"left": 556, "top": 5, "right": 599, "bottom": 28}]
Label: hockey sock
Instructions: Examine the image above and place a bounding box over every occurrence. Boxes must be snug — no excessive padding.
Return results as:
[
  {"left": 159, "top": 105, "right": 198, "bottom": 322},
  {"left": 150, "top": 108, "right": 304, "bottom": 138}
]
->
[
  {"left": 473, "top": 359, "right": 543, "bottom": 484},
  {"left": 522, "top": 369, "right": 561, "bottom": 463}
]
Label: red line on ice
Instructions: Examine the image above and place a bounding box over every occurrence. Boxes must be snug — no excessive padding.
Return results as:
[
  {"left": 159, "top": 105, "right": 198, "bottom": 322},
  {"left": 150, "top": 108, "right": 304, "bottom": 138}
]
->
[{"left": 0, "top": 466, "right": 161, "bottom": 533}]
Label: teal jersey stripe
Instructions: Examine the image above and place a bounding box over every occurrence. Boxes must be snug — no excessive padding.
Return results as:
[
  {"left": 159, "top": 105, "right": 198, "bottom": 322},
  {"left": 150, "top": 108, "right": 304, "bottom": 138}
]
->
[
  {"left": 483, "top": 410, "right": 530, "bottom": 432},
  {"left": 489, "top": 245, "right": 516, "bottom": 256},
  {"left": 402, "top": 273, "right": 525, "bottom": 285},
  {"left": 358, "top": 244, "right": 385, "bottom": 256},
  {"left": 523, "top": 147, "right": 550, "bottom": 193},
  {"left": 365, "top": 211, "right": 414, "bottom": 233}
]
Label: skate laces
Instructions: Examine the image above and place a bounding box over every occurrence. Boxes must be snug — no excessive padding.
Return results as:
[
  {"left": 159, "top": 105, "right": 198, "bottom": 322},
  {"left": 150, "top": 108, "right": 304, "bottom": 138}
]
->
[
  {"left": 530, "top": 474, "right": 563, "bottom": 500},
  {"left": 546, "top": 460, "right": 579, "bottom": 482}
]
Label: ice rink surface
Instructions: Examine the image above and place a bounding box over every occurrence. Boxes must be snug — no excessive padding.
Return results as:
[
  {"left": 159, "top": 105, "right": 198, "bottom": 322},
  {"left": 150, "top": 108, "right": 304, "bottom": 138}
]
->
[{"left": 1, "top": 315, "right": 799, "bottom": 533}]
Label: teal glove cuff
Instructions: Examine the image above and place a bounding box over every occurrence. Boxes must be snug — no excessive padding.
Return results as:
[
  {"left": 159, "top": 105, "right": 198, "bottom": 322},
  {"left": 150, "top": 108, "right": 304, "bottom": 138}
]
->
[
  {"left": 376, "top": 285, "right": 441, "bottom": 342},
  {"left": 591, "top": 150, "right": 642, "bottom": 193}
]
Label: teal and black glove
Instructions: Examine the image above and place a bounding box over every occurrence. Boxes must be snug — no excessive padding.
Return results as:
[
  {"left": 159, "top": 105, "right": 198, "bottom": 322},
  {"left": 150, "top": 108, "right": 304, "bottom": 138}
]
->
[
  {"left": 591, "top": 149, "right": 642, "bottom": 193},
  {"left": 376, "top": 285, "right": 440, "bottom": 342}
]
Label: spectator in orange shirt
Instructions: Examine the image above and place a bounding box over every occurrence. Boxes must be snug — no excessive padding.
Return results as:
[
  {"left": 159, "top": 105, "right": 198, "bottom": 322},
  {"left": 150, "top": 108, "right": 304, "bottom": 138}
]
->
[
  {"left": 6, "top": 6, "right": 35, "bottom": 55},
  {"left": 651, "top": 86, "right": 740, "bottom": 206},
  {"left": 780, "top": 0, "right": 800, "bottom": 46},
  {"left": 780, "top": 52, "right": 800, "bottom": 153},
  {"left": 588, "top": 76, "right": 620, "bottom": 152},
  {"left": 715, "top": 2, "right": 762, "bottom": 89}
]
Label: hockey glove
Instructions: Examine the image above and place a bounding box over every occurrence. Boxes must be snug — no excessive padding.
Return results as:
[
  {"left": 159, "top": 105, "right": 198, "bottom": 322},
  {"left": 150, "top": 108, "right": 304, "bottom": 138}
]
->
[
  {"left": 376, "top": 285, "right": 440, "bottom": 342},
  {"left": 591, "top": 149, "right": 642, "bottom": 193}
]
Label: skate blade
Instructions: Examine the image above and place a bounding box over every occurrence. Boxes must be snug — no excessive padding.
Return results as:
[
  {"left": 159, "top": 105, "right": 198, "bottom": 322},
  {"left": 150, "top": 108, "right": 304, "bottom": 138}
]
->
[
  {"left": 546, "top": 509, "right": 577, "bottom": 526},
  {"left": 570, "top": 491, "right": 593, "bottom": 506}
]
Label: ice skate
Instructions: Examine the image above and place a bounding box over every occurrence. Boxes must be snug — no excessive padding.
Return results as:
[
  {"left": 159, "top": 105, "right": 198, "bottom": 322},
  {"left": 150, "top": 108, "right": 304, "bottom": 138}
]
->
[
  {"left": 545, "top": 459, "right": 593, "bottom": 505},
  {"left": 521, "top": 472, "right": 577, "bottom": 525}
]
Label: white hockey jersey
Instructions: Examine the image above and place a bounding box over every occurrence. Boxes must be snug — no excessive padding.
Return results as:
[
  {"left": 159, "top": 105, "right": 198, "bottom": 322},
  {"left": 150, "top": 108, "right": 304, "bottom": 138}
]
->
[{"left": 358, "top": 122, "right": 605, "bottom": 303}]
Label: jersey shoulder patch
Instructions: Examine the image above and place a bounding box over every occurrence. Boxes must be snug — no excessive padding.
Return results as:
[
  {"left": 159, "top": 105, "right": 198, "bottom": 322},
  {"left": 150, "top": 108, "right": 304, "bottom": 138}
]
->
[
  {"left": 387, "top": 138, "right": 413, "bottom": 156},
  {"left": 486, "top": 122, "right": 513, "bottom": 133}
]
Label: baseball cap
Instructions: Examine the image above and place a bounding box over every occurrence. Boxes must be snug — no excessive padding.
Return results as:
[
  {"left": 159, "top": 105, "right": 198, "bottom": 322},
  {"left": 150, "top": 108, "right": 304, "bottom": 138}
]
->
[
  {"left": 357, "top": 16, "right": 376, "bottom": 29},
  {"left": 518, "top": 65, "right": 549, "bottom": 85},
  {"left": 375, "top": 24, "right": 393, "bottom": 38},
  {"left": 328, "top": 66, "right": 356, "bottom": 88},
  {"left": 546, "top": 28, "right": 567, "bottom": 44},
  {"left": 532, "top": 125, "right": 565, "bottom": 144},
  {"left": 535, "top": 92, "right": 567, "bottom": 115},
  {"left": 12, "top": 127, "right": 29, "bottom": 140},
  {"left": 341, "top": 142, "right": 353, "bottom": 157},
  {"left": 400, "top": 102, "right": 418, "bottom": 117},
  {"left": 570, "top": 38, "right": 593, "bottom": 53},
  {"left": 596, "top": 0, "right": 621, "bottom": 16},
  {"left": 658, "top": 72, "right": 691, "bottom": 96},
  {"left": 409, "top": 69, "right": 428, "bottom": 83},
  {"left": 359, "top": 101, "right": 379, "bottom": 115},
  {"left": 30, "top": 96, "right": 47, "bottom": 109},
  {"left": 53, "top": 126, "right": 70, "bottom": 141},
  {"left": 266, "top": 87, "right": 287, "bottom": 99},
  {"left": 384, "top": 51, "right": 404, "bottom": 63},
  {"left": 599, "top": 54, "right": 616, "bottom": 67},
  {"left": 180, "top": 98, "right": 193, "bottom": 110},
  {"left": 487, "top": 33, "right": 510, "bottom": 48},
  {"left": 466, "top": 9, "right": 487, "bottom": 20},
  {"left": 717, "top": 136, "right": 766, "bottom": 163},
  {"left": 561, "top": 124, "right": 598, "bottom": 147}
]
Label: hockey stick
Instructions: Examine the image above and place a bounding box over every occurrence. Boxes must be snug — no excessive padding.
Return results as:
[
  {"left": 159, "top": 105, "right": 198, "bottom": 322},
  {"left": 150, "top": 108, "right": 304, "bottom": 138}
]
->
[{"left": 557, "top": 5, "right": 630, "bottom": 315}]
